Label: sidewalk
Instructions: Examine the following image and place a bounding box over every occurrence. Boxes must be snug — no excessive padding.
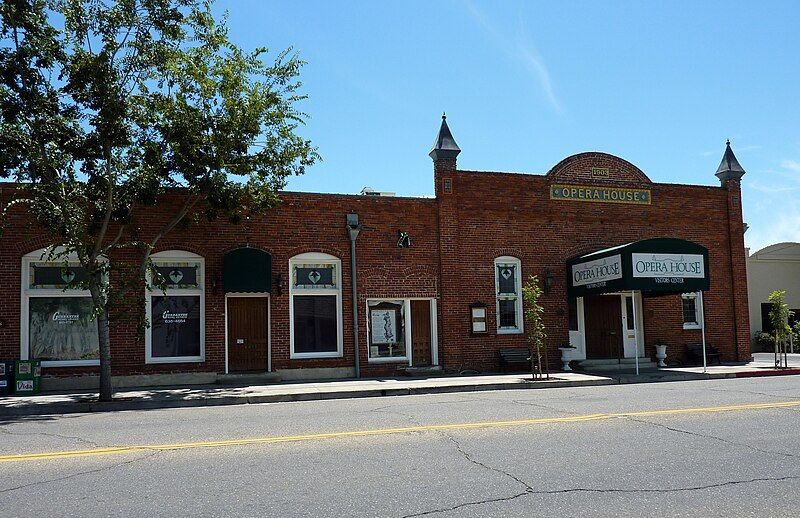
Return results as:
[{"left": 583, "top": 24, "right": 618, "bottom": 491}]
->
[{"left": 1, "top": 354, "right": 799, "bottom": 417}]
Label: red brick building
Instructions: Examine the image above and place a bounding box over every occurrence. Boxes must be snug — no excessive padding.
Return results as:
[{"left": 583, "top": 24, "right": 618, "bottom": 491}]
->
[{"left": 0, "top": 116, "right": 751, "bottom": 388}]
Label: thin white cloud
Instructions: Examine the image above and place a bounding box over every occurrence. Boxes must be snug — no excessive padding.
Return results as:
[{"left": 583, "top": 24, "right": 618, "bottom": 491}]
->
[
  {"left": 463, "top": 0, "right": 562, "bottom": 113},
  {"left": 514, "top": 13, "right": 561, "bottom": 113},
  {"left": 747, "top": 181, "right": 799, "bottom": 194},
  {"left": 745, "top": 158, "right": 800, "bottom": 250},
  {"left": 736, "top": 145, "right": 762, "bottom": 152},
  {"left": 779, "top": 159, "right": 800, "bottom": 173},
  {"left": 747, "top": 206, "right": 800, "bottom": 252}
]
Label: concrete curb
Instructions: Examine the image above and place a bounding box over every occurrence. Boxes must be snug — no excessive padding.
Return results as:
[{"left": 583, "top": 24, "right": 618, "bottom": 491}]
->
[
  {"left": 734, "top": 368, "right": 800, "bottom": 378},
  {"left": 2, "top": 370, "right": 799, "bottom": 417}
]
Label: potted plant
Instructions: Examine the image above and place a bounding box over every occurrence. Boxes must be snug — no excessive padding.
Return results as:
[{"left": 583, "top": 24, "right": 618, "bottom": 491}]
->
[{"left": 654, "top": 339, "right": 668, "bottom": 367}]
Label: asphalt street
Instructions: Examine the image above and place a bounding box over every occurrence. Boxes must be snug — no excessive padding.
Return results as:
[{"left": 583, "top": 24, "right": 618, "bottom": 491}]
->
[{"left": 1, "top": 376, "right": 799, "bottom": 517}]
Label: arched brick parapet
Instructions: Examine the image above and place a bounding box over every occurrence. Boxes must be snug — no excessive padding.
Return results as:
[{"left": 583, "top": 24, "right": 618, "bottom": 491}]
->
[{"left": 547, "top": 152, "right": 652, "bottom": 184}]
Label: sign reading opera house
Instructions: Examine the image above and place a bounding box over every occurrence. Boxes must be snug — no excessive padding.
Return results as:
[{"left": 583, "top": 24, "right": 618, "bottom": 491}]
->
[{"left": 0, "top": 116, "right": 751, "bottom": 387}]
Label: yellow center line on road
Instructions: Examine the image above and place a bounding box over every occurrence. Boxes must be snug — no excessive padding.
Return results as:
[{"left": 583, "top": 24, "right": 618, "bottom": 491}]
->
[{"left": 2, "top": 400, "right": 799, "bottom": 463}]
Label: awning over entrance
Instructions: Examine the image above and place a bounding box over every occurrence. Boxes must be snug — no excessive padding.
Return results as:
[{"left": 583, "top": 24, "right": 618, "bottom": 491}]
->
[
  {"left": 567, "top": 238, "right": 709, "bottom": 297},
  {"left": 223, "top": 248, "right": 272, "bottom": 293}
]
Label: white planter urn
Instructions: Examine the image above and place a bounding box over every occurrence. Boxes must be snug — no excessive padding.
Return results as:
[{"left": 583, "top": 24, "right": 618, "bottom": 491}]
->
[
  {"left": 655, "top": 344, "right": 668, "bottom": 367},
  {"left": 558, "top": 347, "right": 575, "bottom": 371}
]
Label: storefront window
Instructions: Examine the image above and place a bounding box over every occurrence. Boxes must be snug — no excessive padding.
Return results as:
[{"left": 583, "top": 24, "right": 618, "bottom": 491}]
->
[
  {"left": 150, "top": 295, "right": 202, "bottom": 358},
  {"left": 22, "top": 251, "right": 100, "bottom": 366},
  {"left": 495, "top": 256, "right": 523, "bottom": 334},
  {"left": 368, "top": 300, "right": 406, "bottom": 360},
  {"left": 293, "top": 295, "right": 338, "bottom": 353},
  {"left": 146, "top": 252, "right": 205, "bottom": 363},
  {"left": 289, "top": 253, "right": 342, "bottom": 358}
]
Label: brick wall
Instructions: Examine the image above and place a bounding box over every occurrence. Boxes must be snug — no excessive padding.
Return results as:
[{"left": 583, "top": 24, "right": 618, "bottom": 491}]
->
[
  {"left": 437, "top": 153, "right": 750, "bottom": 370},
  {"left": 0, "top": 149, "right": 751, "bottom": 379}
]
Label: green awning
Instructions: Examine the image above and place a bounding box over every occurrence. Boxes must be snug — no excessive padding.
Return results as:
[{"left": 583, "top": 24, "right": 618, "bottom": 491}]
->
[
  {"left": 567, "top": 238, "right": 709, "bottom": 297},
  {"left": 223, "top": 248, "right": 271, "bottom": 293}
]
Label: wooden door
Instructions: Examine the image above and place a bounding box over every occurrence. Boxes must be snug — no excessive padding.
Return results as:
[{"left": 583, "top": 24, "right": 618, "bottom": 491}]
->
[
  {"left": 227, "top": 297, "right": 269, "bottom": 372},
  {"left": 583, "top": 295, "right": 622, "bottom": 359},
  {"left": 411, "top": 300, "right": 432, "bottom": 367}
]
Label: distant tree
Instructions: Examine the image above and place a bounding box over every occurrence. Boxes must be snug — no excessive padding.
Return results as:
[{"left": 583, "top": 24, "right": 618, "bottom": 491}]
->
[
  {"left": 522, "top": 275, "right": 548, "bottom": 380},
  {"left": 768, "top": 290, "right": 793, "bottom": 366},
  {"left": 0, "top": 0, "right": 318, "bottom": 401}
]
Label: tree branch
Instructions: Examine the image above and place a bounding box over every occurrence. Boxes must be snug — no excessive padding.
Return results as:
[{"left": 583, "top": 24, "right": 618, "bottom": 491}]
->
[{"left": 110, "top": 192, "right": 201, "bottom": 305}]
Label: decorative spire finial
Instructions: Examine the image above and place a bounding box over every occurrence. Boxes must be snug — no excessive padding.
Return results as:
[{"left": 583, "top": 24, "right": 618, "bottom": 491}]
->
[
  {"left": 715, "top": 139, "right": 746, "bottom": 183},
  {"left": 429, "top": 113, "right": 460, "bottom": 161}
]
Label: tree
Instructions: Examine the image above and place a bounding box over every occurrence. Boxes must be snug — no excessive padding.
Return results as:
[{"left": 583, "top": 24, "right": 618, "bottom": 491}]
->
[
  {"left": 0, "top": 0, "right": 318, "bottom": 400},
  {"left": 522, "top": 274, "right": 548, "bottom": 380},
  {"left": 768, "top": 290, "right": 793, "bottom": 367}
]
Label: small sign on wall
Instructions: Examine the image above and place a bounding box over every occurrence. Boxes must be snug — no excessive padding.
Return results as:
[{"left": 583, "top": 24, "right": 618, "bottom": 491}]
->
[
  {"left": 471, "top": 305, "right": 487, "bottom": 334},
  {"left": 591, "top": 167, "right": 610, "bottom": 178}
]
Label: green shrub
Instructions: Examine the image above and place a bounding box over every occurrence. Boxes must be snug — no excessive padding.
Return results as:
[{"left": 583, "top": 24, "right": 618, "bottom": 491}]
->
[{"left": 754, "top": 332, "right": 776, "bottom": 352}]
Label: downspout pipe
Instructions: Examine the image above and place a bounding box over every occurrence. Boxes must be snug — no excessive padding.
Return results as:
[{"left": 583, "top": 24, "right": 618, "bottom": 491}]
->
[{"left": 346, "top": 214, "right": 362, "bottom": 378}]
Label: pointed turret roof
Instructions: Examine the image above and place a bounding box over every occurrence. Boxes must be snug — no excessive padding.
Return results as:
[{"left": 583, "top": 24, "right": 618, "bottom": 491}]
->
[
  {"left": 715, "top": 139, "right": 746, "bottom": 182},
  {"left": 429, "top": 113, "right": 461, "bottom": 161}
]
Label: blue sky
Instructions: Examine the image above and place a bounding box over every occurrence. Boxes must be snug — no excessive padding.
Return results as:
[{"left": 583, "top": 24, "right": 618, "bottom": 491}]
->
[{"left": 217, "top": 0, "right": 800, "bottom": 252}]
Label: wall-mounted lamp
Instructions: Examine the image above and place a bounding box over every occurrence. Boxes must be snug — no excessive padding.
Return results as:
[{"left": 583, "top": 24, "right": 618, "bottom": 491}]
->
[
  {"left": 397, "top": 231, "right": 411, "bottom": 248},
  {"left": 470, "top": 302, "right": 487, "bottom": 335},
  {"left": 543, "top": 269, "right": 554, "bottom": 294},
  {"left": 274, "top": 273, "right": 285, "bottom": 295}
]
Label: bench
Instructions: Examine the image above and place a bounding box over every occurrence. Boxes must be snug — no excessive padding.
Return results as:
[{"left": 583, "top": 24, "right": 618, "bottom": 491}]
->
[
  {"left": 685, "top": 343, "right": 722, "bottom": 365},
  {"left": 499, "top": 347, "right": 536, "bottom": 373}
]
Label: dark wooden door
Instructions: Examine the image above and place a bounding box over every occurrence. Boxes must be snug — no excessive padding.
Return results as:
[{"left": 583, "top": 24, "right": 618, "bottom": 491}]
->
[
  {"left": 411, "top": 300, "right": 432, "bottom": 366},
  {"left": 228, "top": 297, "right": 269, "bottom": 372},
  {"left": 583, "top": 295, "right": 622, "bottom": 359}
]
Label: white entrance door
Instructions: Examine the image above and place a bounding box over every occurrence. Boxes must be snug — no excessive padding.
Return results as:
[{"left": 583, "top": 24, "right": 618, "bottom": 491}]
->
[{"left": 621, "top": 294, "right": 637, "bottom": 358}]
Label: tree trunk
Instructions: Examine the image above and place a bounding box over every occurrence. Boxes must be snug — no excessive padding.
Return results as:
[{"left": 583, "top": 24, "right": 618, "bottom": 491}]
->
[{"left": 97, "top": 304, "right": 113, "bottom": 401}]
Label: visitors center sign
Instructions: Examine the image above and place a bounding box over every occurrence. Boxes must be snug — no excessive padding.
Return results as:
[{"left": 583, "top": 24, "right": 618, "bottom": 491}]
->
[{"left": 567, "top": 238, "right": 710, "bottom": 297}]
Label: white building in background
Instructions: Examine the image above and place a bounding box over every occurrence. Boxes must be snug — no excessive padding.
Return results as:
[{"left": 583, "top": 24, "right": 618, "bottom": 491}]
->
[{"left": 746, "top": 242, "right": 800, "bottom": 349}]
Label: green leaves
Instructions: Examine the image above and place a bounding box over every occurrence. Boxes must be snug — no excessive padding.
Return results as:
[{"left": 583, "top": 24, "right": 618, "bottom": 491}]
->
[
  {"left": 522, "top": 275, "right": 546, "bottom": 351},
  {"left": 768, "top": 290, "right": 793, "bottom": 342},
  {"left": 0, "top": 1, "right": 319, "bottom": 393},
  {"left": 1, "top": 0, "right": 318, "bottom": 262}
]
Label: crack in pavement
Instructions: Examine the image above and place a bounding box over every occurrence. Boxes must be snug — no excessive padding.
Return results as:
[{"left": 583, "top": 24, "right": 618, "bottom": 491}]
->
[
  {"left": 0, "top": 426, "right": 100, "bottom": 449},
  {"left": 508, "top": 399, "right": 584, "bottom": 416},
  {"left": 0, "top": 450, "right": 159, "bottom": 495},
  {"left": 400, "top": 475, "right": 800, "bottom": 517},
  {"left": 706, "top": 387, "right": 800, "bottom": 400},
  {"left": 438, "top": 431, "right": 532, "bottom": 491},
  {"left": 625, "top": 416, "right": 799, "bottom": 460}
]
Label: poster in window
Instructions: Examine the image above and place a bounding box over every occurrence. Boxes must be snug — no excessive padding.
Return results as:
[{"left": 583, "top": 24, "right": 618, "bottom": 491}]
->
[
  {"left": 151, "top": 296, "right": 201, "bottom": 357},
  {"left": 370, "top": 309, "right": 397, "bottom": 344},
  {"left": 29, "top": 297, "right": 100, "bottom": 361}
]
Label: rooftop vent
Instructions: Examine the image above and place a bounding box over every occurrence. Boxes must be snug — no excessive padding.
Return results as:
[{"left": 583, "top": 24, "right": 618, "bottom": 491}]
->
[{"left": 360, "top": 186, "right": 396, "bottom": 197}]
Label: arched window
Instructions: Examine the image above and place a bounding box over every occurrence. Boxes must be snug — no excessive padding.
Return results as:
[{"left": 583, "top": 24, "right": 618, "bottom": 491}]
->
[
  {"left": 21, "top": 248, "right": 100, "bottom": 366},
  {"left": 145, "top": 251, "right": 205, "bottom": 363},
  {"left": 495, "top": 256, "right": 523, "bottom": 334},
  {"left": 289, "top": 252, "right": 343, "bottom": 358}
]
